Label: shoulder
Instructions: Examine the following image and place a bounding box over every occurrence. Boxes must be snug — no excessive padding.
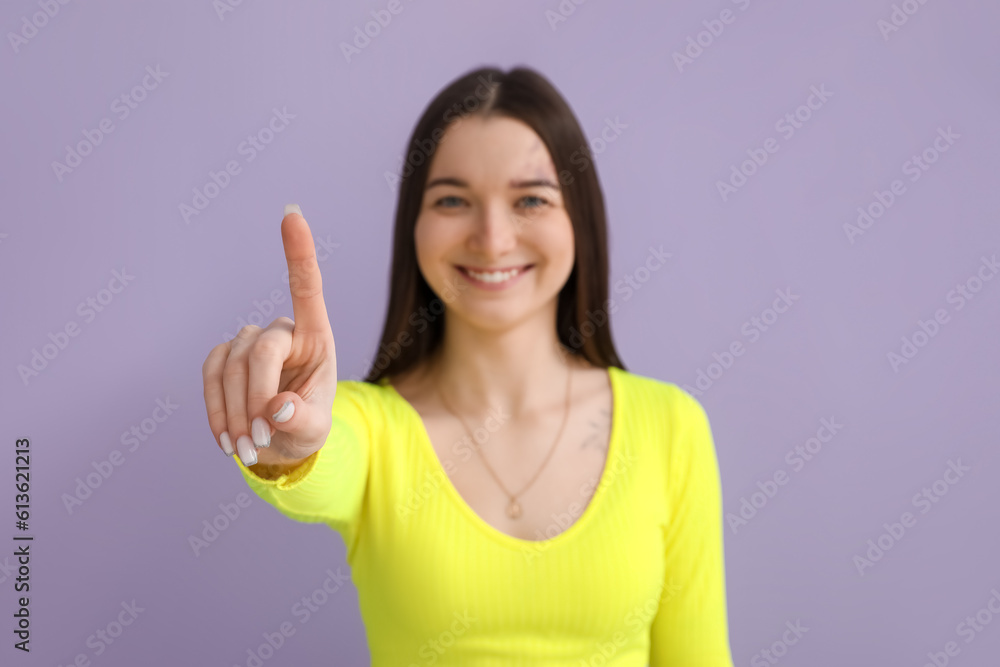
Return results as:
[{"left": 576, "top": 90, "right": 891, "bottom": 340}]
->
[
  {"left": 611, "top": 367, "right": 709, "bottom": 427},
  {"left": 334, "top": 378, "right": 383, "bottom": 400},
  {"left": 611, "top": 368, "right": 714, "bottom": 472},
  {"left": 332, "top": 378, "right": 399, "bottom": 422},
  {"left": 614, "top": 371, "right": 720, "bottom": 500}
]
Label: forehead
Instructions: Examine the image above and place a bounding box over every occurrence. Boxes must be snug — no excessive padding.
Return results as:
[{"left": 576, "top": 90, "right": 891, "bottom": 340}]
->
[{"left": 428, "top": 116, "right": 557, "bottom": 182}]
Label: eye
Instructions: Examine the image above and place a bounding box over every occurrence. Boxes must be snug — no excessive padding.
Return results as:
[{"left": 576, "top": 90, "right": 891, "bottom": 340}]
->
[
  {"left": 518, "top": 195, "right": 549, "bottom": 209},
  {"left": 433, "top": 195, "right": 466, "bottom": 208}
]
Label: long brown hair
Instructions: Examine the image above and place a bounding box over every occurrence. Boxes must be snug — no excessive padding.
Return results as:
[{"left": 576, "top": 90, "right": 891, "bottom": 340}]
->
[{"left": 362, "top": 65, "right": 626, "bottom": 384}]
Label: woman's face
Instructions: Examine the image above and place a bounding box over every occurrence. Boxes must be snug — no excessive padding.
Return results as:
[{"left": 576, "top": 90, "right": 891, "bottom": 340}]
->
[{"left": 414, "top": 115, "right": 575, "bottom": 331}]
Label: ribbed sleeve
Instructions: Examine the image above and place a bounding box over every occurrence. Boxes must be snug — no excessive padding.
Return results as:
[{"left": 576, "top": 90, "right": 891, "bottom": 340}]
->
[
  {"left": 231, "top": 380, "right": 372, "bottom": 549},
  {"left": 648, "top": 385, "right": 735, "bottom": 666}
]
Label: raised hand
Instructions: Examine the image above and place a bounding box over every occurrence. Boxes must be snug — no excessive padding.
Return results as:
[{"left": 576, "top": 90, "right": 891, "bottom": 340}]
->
[{"left": 202, "top": 205, "right": 338, "bottom": 468}]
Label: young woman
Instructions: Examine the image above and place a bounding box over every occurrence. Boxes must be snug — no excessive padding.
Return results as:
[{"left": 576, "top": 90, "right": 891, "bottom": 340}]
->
[{"left": 202, "top": 66, "right": 735, "bottom": 665}]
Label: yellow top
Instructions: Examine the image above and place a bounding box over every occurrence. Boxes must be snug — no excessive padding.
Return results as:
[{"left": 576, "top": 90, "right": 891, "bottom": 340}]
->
[{"left": 233, "top": 366, "right": 735, "bottom": 666}]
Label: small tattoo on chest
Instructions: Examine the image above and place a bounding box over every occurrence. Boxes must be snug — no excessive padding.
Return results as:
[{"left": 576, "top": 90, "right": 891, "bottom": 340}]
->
[{"left": 579, "top": 408, "right": 611, "bottom": 453}]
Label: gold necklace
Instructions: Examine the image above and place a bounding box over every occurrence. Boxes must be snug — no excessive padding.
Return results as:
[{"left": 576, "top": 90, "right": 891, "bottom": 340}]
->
[{"left": 436, "top": 364, "right": 573, "bottom": 519}]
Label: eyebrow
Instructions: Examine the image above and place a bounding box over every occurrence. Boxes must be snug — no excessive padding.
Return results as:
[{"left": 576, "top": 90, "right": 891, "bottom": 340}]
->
[{"left": 425, "top": 177, "right": 560, "bottom": 191}]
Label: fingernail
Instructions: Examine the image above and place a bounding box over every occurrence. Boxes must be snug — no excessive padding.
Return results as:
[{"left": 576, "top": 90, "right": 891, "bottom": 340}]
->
[
  {"left": 284, "top": 203, "right": 302, "bottom": 217},
  {"left": 236, "top": 436, "right": 257, "bottom": 466},
  {"left": 251, "top": 417, "right": 271, "bottom": 448},
  {"left": 273, "top": 401, "right": 295, "bottom": 423},
  {"left": 220, "top": 431, "right": 234, "bottom": 456}
]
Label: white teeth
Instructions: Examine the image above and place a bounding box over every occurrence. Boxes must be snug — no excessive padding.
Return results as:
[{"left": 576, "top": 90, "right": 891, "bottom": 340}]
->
[{"left": 465, "top": 266, "right": 522, "bottom": 283}]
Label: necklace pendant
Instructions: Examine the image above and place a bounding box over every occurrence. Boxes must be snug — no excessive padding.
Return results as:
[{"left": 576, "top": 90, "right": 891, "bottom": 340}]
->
[{"left": 507, "top": 498, "right": 522, "bottom": 519}]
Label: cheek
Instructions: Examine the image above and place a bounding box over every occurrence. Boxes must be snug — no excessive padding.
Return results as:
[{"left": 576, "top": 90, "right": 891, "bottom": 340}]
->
[
  {"left": 414, "top": 217, "right": 459, "bottom": 273},
  {"left": 529, "top": 217, "right": 575, "bottom": 267},
  {"left": 414, "top": 217, "right": 438, "bottom": 259}
]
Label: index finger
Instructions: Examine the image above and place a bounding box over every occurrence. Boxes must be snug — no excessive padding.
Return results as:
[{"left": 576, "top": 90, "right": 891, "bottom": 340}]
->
[{"left": 281, "top": 205, "right": 332, "bottom": 336}]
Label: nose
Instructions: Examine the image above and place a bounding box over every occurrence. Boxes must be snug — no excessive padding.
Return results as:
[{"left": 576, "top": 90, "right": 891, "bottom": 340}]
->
[{"left": 467, "top": 201, "right": 519, "bottom": 259}]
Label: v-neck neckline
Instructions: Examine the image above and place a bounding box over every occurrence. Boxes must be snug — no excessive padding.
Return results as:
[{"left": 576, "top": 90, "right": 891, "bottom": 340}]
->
[{"left": 381, "top": 365, "right": 623, "bottom": 551}]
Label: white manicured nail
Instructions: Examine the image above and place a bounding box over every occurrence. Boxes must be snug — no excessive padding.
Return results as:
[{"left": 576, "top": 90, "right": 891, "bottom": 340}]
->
[
  {"left": 251, "top": 417, "right": 271, "bottom": 448},
  {"left": 220, "top": 431, "right": 234, "bottom": 456},
  {"left": 284, "top": 203, "right": 302, "bottom": 217},
  {"left": 236, "top": 435, "right": 257, "bottom": 466},
  {"left": 272, "top": 401, "right": 295, "bottom": 423}
]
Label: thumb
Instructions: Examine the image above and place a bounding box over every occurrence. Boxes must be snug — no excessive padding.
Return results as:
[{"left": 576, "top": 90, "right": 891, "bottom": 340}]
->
[{"left": 265, "top": 390, "right": 332, "bottom": 445}]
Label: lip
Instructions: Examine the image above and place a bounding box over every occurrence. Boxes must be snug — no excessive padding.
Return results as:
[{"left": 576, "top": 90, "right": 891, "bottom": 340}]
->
[{"left": 455, "top": 264, "right": 533, "bottom": 291}]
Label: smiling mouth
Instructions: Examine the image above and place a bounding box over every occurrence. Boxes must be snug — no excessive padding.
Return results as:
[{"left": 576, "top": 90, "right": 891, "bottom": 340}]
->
[{"left": 456, "top": 264, "right": 533, "bottom": 284}]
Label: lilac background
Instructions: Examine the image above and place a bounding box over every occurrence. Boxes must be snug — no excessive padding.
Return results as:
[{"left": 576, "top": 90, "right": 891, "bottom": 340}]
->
[{"left": 2, "top": 0, "right": 999, "bottom": 665}]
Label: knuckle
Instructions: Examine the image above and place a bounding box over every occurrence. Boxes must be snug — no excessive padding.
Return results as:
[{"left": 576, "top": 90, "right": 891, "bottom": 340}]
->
[
  {"left": 222, "top": 356, "right": 248, "bottom": 383},
  {"left": 291, "top": 282, "right": 323, "bottom": 300},
  {"left": 201, "top": 343, "right": 229, "bottom": 377},
  {"left": 246, "top": 390, "right": 271, "bottom": 407},
  {"left": 236, "top": 324, "right": 261, "bottom": 340},
  {"left": 250, "top": 337, "right": 284, "bottom": 362},
  {"left": 205, "top": 405, "right": 228, "bottom": 429}
]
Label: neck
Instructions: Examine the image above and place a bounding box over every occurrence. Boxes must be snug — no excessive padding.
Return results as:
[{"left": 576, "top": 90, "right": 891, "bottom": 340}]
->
[{"left": 427, "top": 304, "right": 582, "bottom": 420}]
